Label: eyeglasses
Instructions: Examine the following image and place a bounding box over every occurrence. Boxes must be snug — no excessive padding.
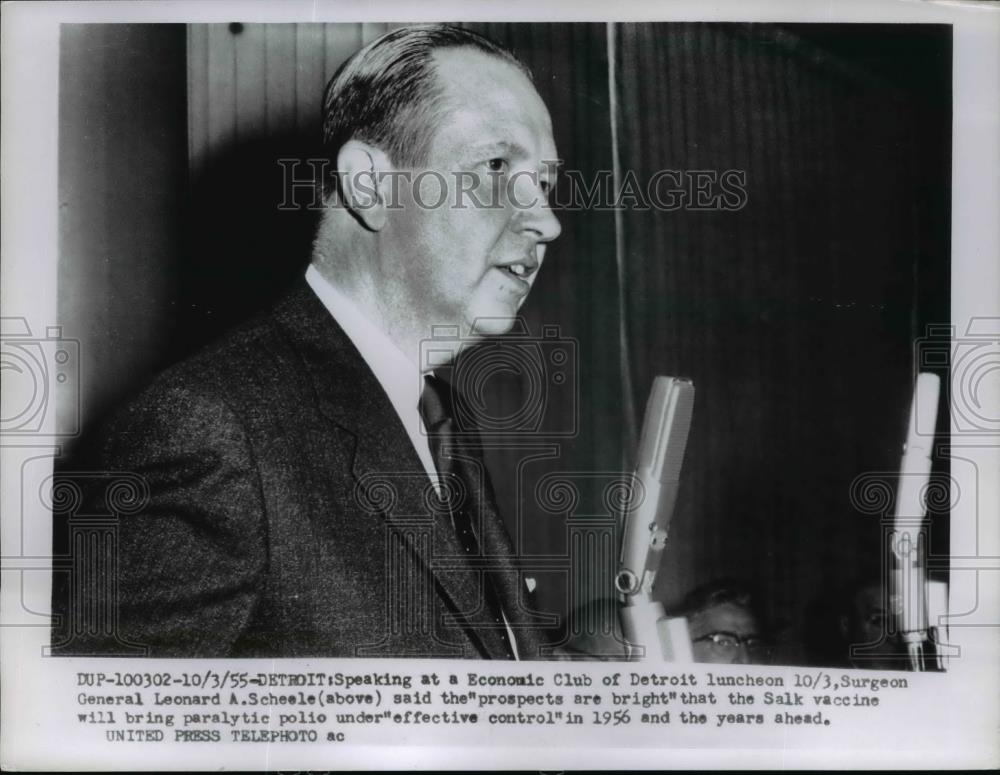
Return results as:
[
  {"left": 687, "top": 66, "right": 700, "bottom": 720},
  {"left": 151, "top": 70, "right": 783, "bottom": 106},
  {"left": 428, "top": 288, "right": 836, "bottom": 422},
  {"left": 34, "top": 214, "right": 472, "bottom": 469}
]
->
[{"left": 693, "top": 631, "right": 773, "bottom": 660}]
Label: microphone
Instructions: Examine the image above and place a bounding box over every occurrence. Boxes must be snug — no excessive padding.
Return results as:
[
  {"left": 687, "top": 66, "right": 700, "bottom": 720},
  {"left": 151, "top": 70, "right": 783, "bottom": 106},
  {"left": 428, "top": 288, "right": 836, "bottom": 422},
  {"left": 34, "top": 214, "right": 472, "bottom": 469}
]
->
[
  {"left": 892, "top": 372, "right": 939, "bottom": 671},
  {"left": 617, "top": 377, "right": 695, "bottom": 598},
  {"left": 616, "top": 377, "right": 695, "bottom": 661}
]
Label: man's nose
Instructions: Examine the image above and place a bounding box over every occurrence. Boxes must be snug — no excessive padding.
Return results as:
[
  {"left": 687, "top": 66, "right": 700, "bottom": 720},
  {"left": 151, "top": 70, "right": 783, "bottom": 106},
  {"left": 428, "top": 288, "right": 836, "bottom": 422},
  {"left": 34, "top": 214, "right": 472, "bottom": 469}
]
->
[
  {"left": 512, "top": 177, "right": 562, "bottom": 244},
  {"left": 533, "top": 201, "right": 562, "bottom": 244},
  {"left": 732, "top": 646, "right": 751, "bottom": 665}
]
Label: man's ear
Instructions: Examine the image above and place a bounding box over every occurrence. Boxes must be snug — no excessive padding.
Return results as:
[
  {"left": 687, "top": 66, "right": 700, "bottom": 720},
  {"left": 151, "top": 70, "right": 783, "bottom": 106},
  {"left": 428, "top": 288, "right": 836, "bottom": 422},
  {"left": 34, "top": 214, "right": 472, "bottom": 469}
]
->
[{"left": 336, "top": 141, "right": 392, "bottom": 231}]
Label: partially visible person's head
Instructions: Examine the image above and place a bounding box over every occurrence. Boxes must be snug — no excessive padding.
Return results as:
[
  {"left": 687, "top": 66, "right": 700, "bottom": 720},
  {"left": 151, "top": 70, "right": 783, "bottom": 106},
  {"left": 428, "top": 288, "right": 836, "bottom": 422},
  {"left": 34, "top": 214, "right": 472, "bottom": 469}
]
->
[
  {"left": 838, "top": 579, "right": 903, "bottom": 670},
  {"left": 313, "top": 25, "right": 561, "bottom": 360},
  {"left": 673, "top": 580, "right": 772, "bottom": 665}
]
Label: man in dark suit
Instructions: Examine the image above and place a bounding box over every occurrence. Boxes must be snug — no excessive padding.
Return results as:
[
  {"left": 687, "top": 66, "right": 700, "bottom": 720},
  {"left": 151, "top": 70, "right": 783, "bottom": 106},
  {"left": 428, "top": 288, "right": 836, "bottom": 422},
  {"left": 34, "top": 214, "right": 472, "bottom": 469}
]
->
[{"left": 52, "top": 25, "right": 561, "bottom": 659}]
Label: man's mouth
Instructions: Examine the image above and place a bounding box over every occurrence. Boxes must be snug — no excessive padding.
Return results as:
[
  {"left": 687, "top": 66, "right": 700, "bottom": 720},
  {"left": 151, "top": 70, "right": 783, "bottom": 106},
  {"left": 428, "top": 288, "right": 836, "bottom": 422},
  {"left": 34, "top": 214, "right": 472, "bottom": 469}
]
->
[{"left": 498, "top": 261, "right": 538, "bottom": 280}]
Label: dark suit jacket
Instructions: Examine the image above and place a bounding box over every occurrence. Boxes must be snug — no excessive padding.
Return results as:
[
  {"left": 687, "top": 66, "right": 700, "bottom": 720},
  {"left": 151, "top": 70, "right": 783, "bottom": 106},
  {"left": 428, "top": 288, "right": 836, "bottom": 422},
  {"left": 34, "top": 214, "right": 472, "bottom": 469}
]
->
[{"left": 53, "top": 280, "right": 549, "bottom": 659}]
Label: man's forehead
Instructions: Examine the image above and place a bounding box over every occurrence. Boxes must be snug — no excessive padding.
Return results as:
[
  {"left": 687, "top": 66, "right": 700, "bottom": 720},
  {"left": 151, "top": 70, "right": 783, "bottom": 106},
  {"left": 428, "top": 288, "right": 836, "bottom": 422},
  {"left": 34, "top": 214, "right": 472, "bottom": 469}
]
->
[
  {"left": 856, "top": 585, "right": 887, "bottom": 611},
  {"left": 689, "top": 603, "right": 759, "bottom": 635},
  {"left": 428, "top": 47, "right": 556, "bottom": 155},
  {"left": 432, "top": 46, "right": 535, "bottom": 97}
]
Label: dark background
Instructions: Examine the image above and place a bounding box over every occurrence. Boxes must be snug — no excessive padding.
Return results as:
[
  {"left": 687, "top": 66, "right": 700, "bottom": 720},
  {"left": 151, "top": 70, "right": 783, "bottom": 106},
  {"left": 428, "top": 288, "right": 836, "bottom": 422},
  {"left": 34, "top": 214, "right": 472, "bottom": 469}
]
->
[{"left": 58, "top": 22, "right": 951, "bottom": 662}]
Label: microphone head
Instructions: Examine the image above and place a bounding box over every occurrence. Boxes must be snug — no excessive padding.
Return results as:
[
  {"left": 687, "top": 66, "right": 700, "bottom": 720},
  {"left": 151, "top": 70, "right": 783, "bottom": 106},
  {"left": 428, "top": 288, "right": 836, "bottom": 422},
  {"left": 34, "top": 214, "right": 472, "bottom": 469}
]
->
[{"left": 636, "top": 377, "right": 695, "bottom": 483}]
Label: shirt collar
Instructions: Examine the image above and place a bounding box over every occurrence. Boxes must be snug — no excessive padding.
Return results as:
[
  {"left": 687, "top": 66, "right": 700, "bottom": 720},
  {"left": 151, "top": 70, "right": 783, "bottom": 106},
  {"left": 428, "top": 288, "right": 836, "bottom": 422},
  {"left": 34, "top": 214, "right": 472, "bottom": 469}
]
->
[{"left": 305, "top": 264, "right": 426, "bottom": 417}]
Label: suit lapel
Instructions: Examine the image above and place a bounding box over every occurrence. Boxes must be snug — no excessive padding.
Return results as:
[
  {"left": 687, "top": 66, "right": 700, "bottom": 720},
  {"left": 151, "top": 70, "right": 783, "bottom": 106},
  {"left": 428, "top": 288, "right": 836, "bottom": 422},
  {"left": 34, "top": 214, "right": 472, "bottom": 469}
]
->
[
  {"left": 468, "top": 445, "right": 548, "bottom": 660},
  {"left": 270, "top": 281, "right": 504, "bottom": 657}
]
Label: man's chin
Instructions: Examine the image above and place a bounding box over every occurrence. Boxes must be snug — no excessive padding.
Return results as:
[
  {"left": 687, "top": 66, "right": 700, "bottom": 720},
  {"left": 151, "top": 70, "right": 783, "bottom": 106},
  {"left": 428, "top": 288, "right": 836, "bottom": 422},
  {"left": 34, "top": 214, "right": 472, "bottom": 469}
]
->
[{"left": 469, "top": 314, "right": 520, "bottom": 338}]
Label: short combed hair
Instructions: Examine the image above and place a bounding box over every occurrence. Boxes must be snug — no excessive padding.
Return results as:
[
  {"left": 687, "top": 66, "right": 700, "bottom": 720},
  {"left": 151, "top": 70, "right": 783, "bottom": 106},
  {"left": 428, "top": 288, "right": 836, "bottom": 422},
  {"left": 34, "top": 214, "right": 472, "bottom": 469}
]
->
[
  {"left": 671, "top": 578, "right": 764, "bottom": 623},
  {"left": 320, "top": 24, "right": 531, "bottom": 199}
]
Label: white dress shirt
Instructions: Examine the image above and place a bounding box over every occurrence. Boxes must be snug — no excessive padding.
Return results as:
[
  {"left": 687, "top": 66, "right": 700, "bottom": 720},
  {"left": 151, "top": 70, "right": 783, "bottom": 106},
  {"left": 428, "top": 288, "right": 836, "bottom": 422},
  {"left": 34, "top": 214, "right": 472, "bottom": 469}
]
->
[
  {"left": 306, "top": 264, "right": 439, "bottom": 487},
  {"left": 304, "top": 265, "right": 520, "bottom": 659}
]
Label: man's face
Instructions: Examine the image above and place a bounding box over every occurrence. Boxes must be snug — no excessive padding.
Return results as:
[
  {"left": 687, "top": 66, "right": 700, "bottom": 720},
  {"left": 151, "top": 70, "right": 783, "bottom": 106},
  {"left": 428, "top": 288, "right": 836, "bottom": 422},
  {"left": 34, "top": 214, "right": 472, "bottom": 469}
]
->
[
  {"left": 688, "top": 602, "right": 770, "bottom": 665},
  {"left": 844, "top": 584, "right": 900, "bottom": 669},
  {"left": 380, "top": 47, "right": 562, "bottom": 344},
  {"left": 851, "top": 585, "right": 890, "bottom": 643}
]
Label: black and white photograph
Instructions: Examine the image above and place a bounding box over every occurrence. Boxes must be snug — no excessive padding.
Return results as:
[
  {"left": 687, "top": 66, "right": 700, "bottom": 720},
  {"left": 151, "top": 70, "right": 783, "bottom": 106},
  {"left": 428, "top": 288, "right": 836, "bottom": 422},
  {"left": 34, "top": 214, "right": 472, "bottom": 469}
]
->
[{"left": 2, "top": 1, "right": 998, "bottom": 771}]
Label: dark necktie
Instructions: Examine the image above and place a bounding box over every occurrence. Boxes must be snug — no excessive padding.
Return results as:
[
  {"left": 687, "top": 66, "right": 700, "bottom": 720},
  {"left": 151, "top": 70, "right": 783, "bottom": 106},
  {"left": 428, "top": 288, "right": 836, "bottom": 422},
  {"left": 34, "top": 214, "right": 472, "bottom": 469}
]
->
[{"left": 419, "top": 374, "right": 516, "bottom": 659}]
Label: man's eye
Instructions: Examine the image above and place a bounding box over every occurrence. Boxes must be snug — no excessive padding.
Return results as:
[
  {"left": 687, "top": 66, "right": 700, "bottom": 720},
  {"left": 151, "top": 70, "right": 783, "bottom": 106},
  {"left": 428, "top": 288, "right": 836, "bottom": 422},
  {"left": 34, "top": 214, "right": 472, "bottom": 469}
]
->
[{"left": 486, "top": 158, "right": 508, "bottom": 172}]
